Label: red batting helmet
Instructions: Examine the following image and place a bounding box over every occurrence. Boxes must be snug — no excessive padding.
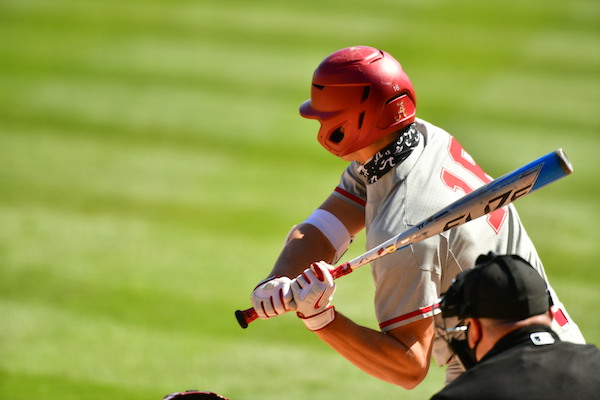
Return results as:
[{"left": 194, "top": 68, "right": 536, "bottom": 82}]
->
[{"left": 300, "top": 46, "right": 416, "bottom": 157}]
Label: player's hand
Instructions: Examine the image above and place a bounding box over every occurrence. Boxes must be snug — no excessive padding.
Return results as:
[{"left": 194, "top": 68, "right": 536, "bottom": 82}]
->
[
  {"left": 251, "top": 276, "right": 295, "bottom": 319},
  {"left": 291, "top": 261, "right": 337, "bottom": 331}
]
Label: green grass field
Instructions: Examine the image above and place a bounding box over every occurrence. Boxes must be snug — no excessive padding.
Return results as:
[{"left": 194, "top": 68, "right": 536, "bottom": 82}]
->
[{"left": 1, "top": 0, "right": 598, "bottom": 399}]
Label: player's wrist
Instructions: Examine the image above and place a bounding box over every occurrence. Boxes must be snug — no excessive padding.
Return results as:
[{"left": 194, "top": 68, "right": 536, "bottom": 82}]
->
[
  {"left": 253, "top": 275, "right": 279, "bottom": 290},
  {"left": 297, "top": 306, "right": 336, "bottom": 331},
  {"left": 251, "top": 276, "right": 294, "bottom": 319}
]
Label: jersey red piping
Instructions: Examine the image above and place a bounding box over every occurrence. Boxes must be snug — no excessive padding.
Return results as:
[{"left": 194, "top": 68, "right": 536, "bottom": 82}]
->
[
  {"left": 553, "top": 307, "right": 569, "bottom": 327},
  {"left": 334, "top": 187, "right": 367, "bottom": 207},
  {"left": 379, "top": 303, "right": 439, "bottom": 329}
]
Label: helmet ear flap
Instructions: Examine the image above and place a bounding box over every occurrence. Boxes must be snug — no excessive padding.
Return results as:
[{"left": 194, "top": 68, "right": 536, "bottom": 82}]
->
[
  {"left": 441, "top": 273, "right": 469, "bottom": 318},
  {"left": 377, "top": 94, "right": 416, "bottom": 131}
]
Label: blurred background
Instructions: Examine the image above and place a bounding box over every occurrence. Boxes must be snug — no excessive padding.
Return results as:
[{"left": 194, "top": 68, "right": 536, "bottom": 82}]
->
[{"left": 1, "top": 0, "right": 598, "bottom": 399}]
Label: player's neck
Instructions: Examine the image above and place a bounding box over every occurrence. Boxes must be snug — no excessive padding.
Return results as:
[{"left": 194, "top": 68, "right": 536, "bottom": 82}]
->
[{"left": 341, "top": 131, "right": 401, "bottom": 164}]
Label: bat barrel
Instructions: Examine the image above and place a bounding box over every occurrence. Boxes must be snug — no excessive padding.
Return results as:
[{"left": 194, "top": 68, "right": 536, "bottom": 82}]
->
[
  {"left": 555, "top": 148, "right": 573, "bottom": 175},
  {"left": 527, "top": 149, "right": 572, "bottom": 192}
]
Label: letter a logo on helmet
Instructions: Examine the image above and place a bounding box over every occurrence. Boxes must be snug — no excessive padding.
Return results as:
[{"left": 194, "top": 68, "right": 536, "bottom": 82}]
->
[{"left": 300, "top": 46, "right": 417, "bottom": 157}]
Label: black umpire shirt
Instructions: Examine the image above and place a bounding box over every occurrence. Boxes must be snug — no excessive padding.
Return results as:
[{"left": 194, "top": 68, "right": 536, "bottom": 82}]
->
[{"left": 431, "top": 325, "right": 600, "bottom": 400}]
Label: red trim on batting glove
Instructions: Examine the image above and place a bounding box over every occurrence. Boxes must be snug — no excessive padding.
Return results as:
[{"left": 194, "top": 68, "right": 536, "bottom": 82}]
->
[{"left": 297, "top": 306, "right": 336, "bottom": 331}]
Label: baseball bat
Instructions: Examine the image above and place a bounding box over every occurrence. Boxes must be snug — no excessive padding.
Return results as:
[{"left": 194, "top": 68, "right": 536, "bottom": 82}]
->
[{"left": 235, "top": 149, "right": 573, "bottom": 328}]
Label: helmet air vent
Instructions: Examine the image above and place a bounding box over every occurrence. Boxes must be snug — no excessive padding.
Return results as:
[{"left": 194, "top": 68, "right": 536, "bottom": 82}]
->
[
  {"left": 358, "top": 112, "right": 365, "bottom": 129},
  {"left": 386, "top": 93, "right": 406, "bottom": 104},
  {"left": 361, "top": 86, "right": 371, "bottom": 102}
]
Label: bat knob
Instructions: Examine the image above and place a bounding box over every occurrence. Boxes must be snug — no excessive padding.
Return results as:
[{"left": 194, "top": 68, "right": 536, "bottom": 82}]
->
[
  {"left": 236, "top": 308, "right": 259, "bottom": 328},
  {"left": 235, "top": 310, "right": 249, "bottom": 329}
]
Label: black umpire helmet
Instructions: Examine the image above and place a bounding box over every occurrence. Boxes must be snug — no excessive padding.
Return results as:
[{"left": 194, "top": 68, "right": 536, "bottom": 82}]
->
[{"left": 440, "top": 253, "right": 552, "bottom": 320}]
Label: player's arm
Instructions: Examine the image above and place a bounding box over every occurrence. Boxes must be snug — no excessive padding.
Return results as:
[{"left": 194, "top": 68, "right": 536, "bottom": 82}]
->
[
  {"left": 291, "top": 262, "right": 434, "bottom": 389},
  {"left": 270, "top": 194, "right": 365, "bottom": 278},
  {"left": 251, "top": 194, "right": 364, "bottom": 319},
  {"left": 314, "top": 314, "right": 434, "bottom": 389}
]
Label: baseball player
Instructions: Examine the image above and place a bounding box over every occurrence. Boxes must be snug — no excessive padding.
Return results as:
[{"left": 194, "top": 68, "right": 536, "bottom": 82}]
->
[{"left": 250, "top": 46, "right": 585, "bottom": 388}]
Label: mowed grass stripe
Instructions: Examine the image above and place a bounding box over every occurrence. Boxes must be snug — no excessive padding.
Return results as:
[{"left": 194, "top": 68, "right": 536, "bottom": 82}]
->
[
  {"left": 0, "top": 75, "right": 304, "bottom": 141},
  {"left": 1, "top": 300, "right": 250, "bottom": 394},
  {"left": 3, "top": 0, "right": 594, "bottom": 96},
  {"left": 1, "top": 369, "right": 154, "bottom": 400},
  {"left": 0, "top": 125, "right": 338, "bottom": 221},
  {"left": 461, "top": 70, "right": 599, "bottom": 132},
  {"left": 0, "top": 202, "right": 287, "bottom": 336}
]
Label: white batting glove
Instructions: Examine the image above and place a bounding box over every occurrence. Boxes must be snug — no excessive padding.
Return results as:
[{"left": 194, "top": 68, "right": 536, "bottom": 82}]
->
[
  {"left": 291, "top": 261, "right": 337, "bottom": 331},
  {"left": 251, "top": 276, "right": 295, "bottom": 319}
]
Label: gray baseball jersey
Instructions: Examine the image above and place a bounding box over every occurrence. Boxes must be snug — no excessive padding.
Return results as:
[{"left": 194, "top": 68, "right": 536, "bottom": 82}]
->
[{"left": 332, "top": 118, "right": 585, "bottom": 379}]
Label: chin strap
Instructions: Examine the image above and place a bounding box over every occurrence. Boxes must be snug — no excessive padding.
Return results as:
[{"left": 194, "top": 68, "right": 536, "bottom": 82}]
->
[{"left": 449, "top": 338, "right": 478, "bottom": 370}]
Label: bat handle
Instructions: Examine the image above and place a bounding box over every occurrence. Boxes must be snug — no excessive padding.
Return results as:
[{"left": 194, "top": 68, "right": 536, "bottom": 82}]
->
[
  {"left": 235, "top": 263, "right": 353, "bottom": 329},
  {"left": 330, "top": 262, "right": 353, "bottom": 279},
  {"left": 235, "top": 308, "right": 258, "bottom": 329}
]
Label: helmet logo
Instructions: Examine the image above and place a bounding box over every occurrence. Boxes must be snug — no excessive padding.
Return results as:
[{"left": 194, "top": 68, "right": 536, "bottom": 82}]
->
[{"left": 396, "top": 100, "right": 407, "bottom": 121}]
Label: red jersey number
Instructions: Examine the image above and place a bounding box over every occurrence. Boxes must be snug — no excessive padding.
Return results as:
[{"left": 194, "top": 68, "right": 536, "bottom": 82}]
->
[{"left": 441, "top": 137, "right": 506, "bottom": 233}]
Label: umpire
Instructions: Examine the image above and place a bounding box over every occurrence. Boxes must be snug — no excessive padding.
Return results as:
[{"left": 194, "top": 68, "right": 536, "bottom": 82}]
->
[{"left": 432, "top": 253, "right": 600, "bottom": 400}]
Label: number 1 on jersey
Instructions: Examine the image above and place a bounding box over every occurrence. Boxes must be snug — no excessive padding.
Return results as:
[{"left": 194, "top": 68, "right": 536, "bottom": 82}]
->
[{"left": 441, "top": 137, "right": 507, "bottom": 233}]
